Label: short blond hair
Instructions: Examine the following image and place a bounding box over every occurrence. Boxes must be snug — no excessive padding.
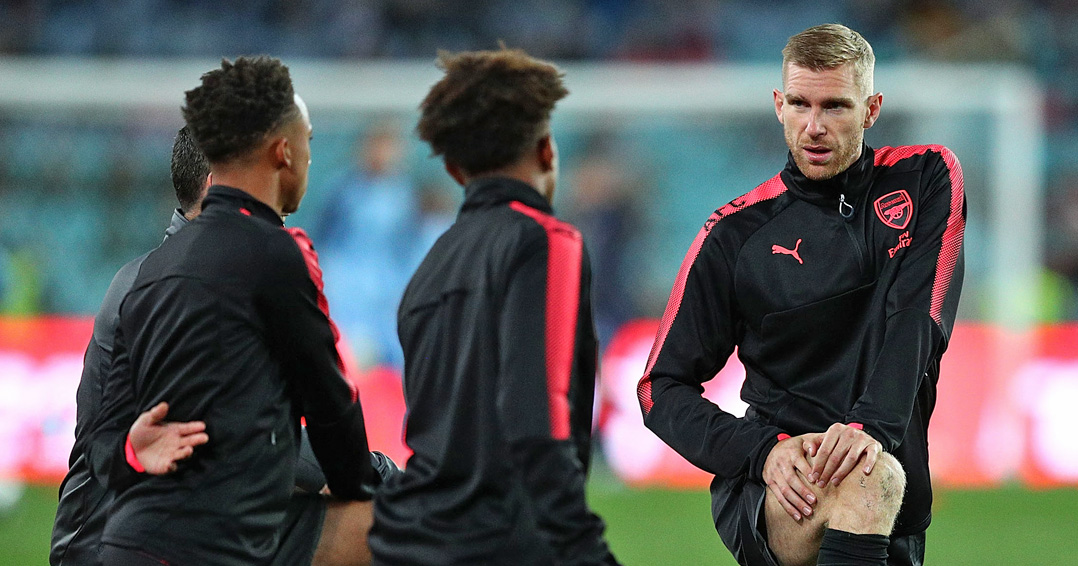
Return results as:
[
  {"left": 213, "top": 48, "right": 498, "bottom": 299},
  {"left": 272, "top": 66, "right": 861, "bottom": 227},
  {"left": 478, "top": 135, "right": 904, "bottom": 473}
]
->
[{"left": 782, "top": 24, "right": 875, "bottom": 97}]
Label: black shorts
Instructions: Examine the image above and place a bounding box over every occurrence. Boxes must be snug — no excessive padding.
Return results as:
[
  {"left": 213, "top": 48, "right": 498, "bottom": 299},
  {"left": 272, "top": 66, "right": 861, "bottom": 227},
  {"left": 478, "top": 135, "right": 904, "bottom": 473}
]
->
[
  {"left": 269, "top": 492, "right": 327, "bottom": 566},
  {"left": 710, "top": 475, "right": 925, "bottom": 566}
]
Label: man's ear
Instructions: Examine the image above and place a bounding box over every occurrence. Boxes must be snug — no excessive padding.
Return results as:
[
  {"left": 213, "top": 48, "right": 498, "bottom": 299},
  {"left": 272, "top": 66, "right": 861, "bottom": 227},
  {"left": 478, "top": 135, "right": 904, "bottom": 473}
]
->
[
  {"left": 445, "top": 162, "right": 467, "bottom": 186},
  {"left": 537, "top": 135, "right": 555, "bottom": 173},
  {"left": 272, "top": 137, "right": 292, "bottom": 169},
  {"left": 864, "top": 92, "right": 883, "bottom": 129},
  {"left": 773, "top": 89, "right": 785, "bottom": 124},
  {"left": 204, "top": 172, "right": 212, "bottom": 190}
]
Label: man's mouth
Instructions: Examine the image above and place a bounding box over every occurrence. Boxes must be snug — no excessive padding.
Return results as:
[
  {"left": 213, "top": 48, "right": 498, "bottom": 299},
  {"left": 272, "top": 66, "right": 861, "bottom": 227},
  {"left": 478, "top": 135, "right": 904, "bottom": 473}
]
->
[{"left": 803, "top": 145, "right": 832, "bottom": 164}]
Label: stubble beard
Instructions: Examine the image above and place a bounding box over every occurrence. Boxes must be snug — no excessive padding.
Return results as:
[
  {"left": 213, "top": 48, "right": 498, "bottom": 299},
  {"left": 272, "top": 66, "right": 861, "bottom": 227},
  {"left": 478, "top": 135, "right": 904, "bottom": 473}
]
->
[{"left": 786, "top": 129, "right": 863, "bottom": 182}]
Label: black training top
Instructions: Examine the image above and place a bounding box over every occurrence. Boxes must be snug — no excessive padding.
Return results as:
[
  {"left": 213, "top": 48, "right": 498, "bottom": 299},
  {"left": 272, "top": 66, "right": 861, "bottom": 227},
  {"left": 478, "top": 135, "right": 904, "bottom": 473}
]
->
[
  {"left": 639, "top": 144, "right": 966, "bottom": 537},
  {"left": 50, "top": 210, "right": 187, "bottom": 566},
  {"left": 370, "top": 177, "right": 618, "bottom": 565},
  {"left": 87, "top": 186, "right": 372, "bottom": 566},
  {"left": 51, "top": 207, "right": 330, "bottom": 566}
]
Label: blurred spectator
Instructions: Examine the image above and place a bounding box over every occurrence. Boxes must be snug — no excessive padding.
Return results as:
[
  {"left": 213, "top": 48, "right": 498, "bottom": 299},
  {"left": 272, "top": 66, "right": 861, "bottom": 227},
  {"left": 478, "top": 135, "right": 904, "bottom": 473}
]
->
[
  {"left": 410, "top": 179, "right": 458, "bottom": 268},
  {"left": 564, "top": 136, "right": 649, "bottom": 345},
  {"left": 314, "top": 121, "right": 422, "bottom": 368},
  {"left": 0, "top": 244, "right": 41, "bottom": 315},
  {"left": 896, "top": 0, "right": 1033, "bottom": 62},
  {"left": 1043, "top": 173, "right": 1078, "bottom": 320}
]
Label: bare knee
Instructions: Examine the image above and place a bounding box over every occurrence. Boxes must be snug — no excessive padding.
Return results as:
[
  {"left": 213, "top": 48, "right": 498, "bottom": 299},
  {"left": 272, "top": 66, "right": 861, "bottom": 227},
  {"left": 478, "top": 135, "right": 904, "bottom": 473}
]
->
[{"left": 827, "top": 452, "right": 905, "bottom": 535}]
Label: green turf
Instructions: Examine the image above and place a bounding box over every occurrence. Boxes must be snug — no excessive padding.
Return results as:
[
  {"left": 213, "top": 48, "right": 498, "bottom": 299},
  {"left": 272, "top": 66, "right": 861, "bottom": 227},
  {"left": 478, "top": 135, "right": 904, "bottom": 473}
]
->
[
  {"left": 4, "top": 480, "right": 1077, "bottom": 565},
  {"left": 0, "top": 483, "right": 58, "bottom": 565}
]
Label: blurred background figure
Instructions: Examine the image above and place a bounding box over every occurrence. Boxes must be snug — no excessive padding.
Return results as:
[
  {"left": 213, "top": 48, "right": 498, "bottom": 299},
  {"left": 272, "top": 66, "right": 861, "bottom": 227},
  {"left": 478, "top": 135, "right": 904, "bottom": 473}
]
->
[
  {"left": 1043, "top": 173, "right": 1078, "bottom": 321},
  {"left": 563, "top": 134, "right": 649, "bottom": 346},
  {"left": 314, "top": 121, "right": 426, "bottom": 368},
  {"left": 312, "top": 120, "right": 450, "bottom": 364}
]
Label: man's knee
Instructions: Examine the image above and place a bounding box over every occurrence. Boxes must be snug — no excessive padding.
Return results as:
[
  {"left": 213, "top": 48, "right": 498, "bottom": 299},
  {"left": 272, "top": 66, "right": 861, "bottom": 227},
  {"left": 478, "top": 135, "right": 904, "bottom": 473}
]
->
[{"left": 828, "top": 452, "right": 905, "bottom": 534}]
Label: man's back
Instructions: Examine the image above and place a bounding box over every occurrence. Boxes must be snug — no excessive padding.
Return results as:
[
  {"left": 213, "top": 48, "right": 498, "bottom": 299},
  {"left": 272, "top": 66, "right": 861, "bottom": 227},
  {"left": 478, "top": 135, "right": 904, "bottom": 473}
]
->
[
  {"left": 94, "top": 186, "right": 370, "bottom": 566},
  {"left": 372, "top": 177, "right": 605, "bottom": 565},
  {"left": 50, "top": 211, "right": 188, "bottom": 566}
]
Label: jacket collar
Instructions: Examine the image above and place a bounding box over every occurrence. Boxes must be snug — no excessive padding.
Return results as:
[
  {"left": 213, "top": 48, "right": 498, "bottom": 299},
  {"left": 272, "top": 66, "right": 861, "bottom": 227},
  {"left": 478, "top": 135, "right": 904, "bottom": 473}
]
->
[
  {"left": 780, "top": 143, "right": 875, "bottom": 208},
  {"left": 201, "top": 185, "right": 284, "bottom": 226},
  {"left": 164, "top": 209, "right": 189, "bottom": 240},
  {"left": 459, "top": 176, "right": 553, "bottom": 216}
]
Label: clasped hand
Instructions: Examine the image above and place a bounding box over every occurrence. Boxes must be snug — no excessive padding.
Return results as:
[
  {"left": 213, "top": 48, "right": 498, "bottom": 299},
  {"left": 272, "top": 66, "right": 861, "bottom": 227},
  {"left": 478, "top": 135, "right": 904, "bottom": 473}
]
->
[{"left": 761, "top": 423, "right": 882, "bottom": 521}]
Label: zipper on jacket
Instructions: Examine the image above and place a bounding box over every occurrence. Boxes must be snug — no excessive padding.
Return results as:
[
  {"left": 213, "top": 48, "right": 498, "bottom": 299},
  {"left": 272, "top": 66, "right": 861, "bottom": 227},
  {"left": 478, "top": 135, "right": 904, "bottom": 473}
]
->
[
  {"left": 838, "top": 194, "right": 854, "bottom": 218},
  {"left": 838, "top": 193, "right": 867, "bottom": 274}
]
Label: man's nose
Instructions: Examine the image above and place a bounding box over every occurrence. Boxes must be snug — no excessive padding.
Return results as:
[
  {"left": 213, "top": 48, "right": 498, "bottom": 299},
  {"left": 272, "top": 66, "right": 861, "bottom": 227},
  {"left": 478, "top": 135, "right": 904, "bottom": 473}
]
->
[{"left": 806, "top": 110, "right": 826, "bottom": 137}]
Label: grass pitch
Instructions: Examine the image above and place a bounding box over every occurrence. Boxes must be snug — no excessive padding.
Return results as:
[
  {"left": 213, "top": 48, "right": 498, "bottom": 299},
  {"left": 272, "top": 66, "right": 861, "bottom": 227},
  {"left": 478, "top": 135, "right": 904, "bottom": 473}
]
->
[{"left": 4, "top": 477, "right": 1076, "bottom": 565}]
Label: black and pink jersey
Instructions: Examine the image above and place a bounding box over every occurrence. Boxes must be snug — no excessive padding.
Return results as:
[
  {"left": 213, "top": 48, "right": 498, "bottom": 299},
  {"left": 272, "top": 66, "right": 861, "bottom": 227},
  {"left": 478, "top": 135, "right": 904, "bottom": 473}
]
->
[
  {"left": 86, "top": 186, "right": 373, "bottom": 566},
  {"left": 638, "top": 144, "right": 965, "bottom": 537},
  {"left": 371, "top": 177, "right": 617, "bottom": 565}
]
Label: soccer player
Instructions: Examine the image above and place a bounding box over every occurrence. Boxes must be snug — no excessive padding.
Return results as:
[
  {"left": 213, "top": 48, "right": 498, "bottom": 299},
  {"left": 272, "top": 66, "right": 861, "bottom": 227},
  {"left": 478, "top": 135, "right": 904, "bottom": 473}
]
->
[
  {"left": 86, "top": 56, "right": 376, "bottom": 566},
  {"left": 638, "top": 24, "right": 965, "bottom": 566},
  {"left": 50, "top": 125, "right": 215, "bottom": 566},
  {"left": 50, "top": 126, "right": 376, "bottom": 566},
  {"left": 368, "top": 48, "right": 620, "bottom": 566}
]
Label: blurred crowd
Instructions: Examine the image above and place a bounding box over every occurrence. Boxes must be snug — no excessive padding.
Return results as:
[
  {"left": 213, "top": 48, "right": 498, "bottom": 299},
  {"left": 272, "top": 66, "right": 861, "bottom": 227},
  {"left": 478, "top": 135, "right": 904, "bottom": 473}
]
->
[{"left": 2, "top": 0, "right": 1078, "bottom": 361}]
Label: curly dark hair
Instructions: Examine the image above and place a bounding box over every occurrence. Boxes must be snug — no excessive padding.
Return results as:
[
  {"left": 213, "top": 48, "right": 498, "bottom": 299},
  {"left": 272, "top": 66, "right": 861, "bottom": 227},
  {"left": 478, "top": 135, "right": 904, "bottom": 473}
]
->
[
  {"left": 170, "top": 126, "right": 210, "bottom": 213},
  {"left": 182, "top": 56, "right": 298, "bottom": 164},
  {"left": 417, "top": 48, "right": 568, "bottom": 176}
]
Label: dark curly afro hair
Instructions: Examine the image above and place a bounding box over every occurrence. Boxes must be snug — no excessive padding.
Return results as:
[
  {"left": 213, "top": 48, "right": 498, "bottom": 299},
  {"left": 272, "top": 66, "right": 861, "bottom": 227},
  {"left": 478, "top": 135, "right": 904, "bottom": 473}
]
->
[
  {"left": 417, "top": 47, "right": 568, "bottom": 176},
  {"left": 182, "top": 56, "right": 298, "bottom": 164}
]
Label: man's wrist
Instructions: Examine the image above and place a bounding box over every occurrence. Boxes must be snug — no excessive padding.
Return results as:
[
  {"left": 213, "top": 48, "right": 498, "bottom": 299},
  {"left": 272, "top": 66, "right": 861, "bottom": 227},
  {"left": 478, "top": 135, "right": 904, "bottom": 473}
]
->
[{"left": 124, "top": 435, "right": 146, "bottom": 473}]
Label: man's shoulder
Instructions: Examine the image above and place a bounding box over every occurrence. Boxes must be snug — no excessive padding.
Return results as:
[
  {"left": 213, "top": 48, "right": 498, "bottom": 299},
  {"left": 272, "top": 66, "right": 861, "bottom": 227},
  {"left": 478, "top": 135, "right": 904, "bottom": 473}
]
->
[
  {"left": 93, "top": 251, "right": 152, "bottom": 337},
  {"left": 505, "top": 201, "right": 581, "bottom": 243},
  {"left": 703, "top": 173, "right": 792, "bottom": 240},
  {"left": 873, "top": 144, "right": 959, "bottom": 172}
]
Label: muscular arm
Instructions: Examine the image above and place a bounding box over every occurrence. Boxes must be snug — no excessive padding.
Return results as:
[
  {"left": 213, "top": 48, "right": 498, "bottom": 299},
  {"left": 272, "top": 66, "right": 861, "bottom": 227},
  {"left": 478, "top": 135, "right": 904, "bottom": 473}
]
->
[
  {"left": 815, "top": 148, "right": 966, "bottom": 485},
  {"left": 260, "top": 228, "right": 374, "bottom": 500},
  {"left": 638, "top": 214, "right": 784, "bottom": 482},
  {"left": 82, "top": 322, "right": 142, "bottom": 491}
]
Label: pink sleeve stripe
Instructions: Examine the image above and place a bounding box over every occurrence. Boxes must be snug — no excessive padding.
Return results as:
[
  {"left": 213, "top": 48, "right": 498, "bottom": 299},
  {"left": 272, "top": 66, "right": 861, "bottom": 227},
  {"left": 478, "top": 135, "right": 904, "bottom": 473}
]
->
[
  {"left": 509, "top": 201, "right": 582, "bottom": 441},
  {"left": 125, "top": 435, "right": 145, "bottom": 473},
  {"left": 874, "top": 145, "right": 965, "bottom": 326},
  {"left": 928, "top": 148, "right": 965, "bottom": 326},
  {"left": 637, "top": 174, "right": 787, "bottom": 416},
  {"left": 285, "top": 227, "right": 359, "bottom": 403}
]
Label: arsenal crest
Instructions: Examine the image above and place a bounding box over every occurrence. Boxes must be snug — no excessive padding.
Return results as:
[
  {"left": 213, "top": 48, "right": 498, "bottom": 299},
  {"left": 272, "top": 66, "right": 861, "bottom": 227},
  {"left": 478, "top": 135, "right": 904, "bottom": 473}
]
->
[{"left": 874, "top": 190, "right": 912, "bottom": 230}]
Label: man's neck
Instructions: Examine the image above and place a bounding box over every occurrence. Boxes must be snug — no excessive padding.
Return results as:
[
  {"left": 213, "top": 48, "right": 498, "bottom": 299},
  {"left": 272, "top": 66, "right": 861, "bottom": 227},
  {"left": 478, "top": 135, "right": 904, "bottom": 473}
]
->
[
  {"left": 466, "top": 164, "right": 548, "bottom": 202},
  {"left": 210, "top": 166, "right": 283, "bottom": 216}
]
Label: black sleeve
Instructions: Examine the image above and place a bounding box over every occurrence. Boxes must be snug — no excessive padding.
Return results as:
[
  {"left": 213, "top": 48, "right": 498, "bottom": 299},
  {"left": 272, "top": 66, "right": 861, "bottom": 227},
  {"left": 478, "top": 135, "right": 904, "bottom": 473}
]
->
[
  {"left": 259, "top": 228, "right": 374, "bottom": 500},
  {"left": 570, "top": 244, "right": 599, "bottom": 475},
  {"left": 846, "top": 148, "right": 966, "bottom": 450},
  {"left": 294, "top": 427, "right": 327, "bottom": 493},
  {"left": 638, "top": 216, "right": 784, "bottom": 481},
  {"left": 497, "top": 232, "right": 617, "bottom": 566},
  {"left": 82, "top": 322, "right": 144, "bottom": 492}
]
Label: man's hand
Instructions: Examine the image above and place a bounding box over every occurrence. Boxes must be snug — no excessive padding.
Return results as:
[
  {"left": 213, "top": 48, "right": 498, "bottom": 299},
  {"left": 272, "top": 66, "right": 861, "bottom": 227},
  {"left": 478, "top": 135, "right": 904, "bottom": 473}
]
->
[
  {"left": 128, "top": 402, "right": 209, "bottom": 475},
  {"left": 762, "top": 433, "right": 822, "bottom": 521},
  {"left": 805, "top": 423, "right": 882, "bottom": 488}
]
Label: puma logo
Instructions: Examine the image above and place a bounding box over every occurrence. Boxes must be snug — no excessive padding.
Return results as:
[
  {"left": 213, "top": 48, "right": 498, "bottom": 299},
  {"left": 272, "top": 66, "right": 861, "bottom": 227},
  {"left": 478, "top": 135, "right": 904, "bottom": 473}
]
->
[{"left": 772, "top": 238, "right": 803, "bottom": 265}]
